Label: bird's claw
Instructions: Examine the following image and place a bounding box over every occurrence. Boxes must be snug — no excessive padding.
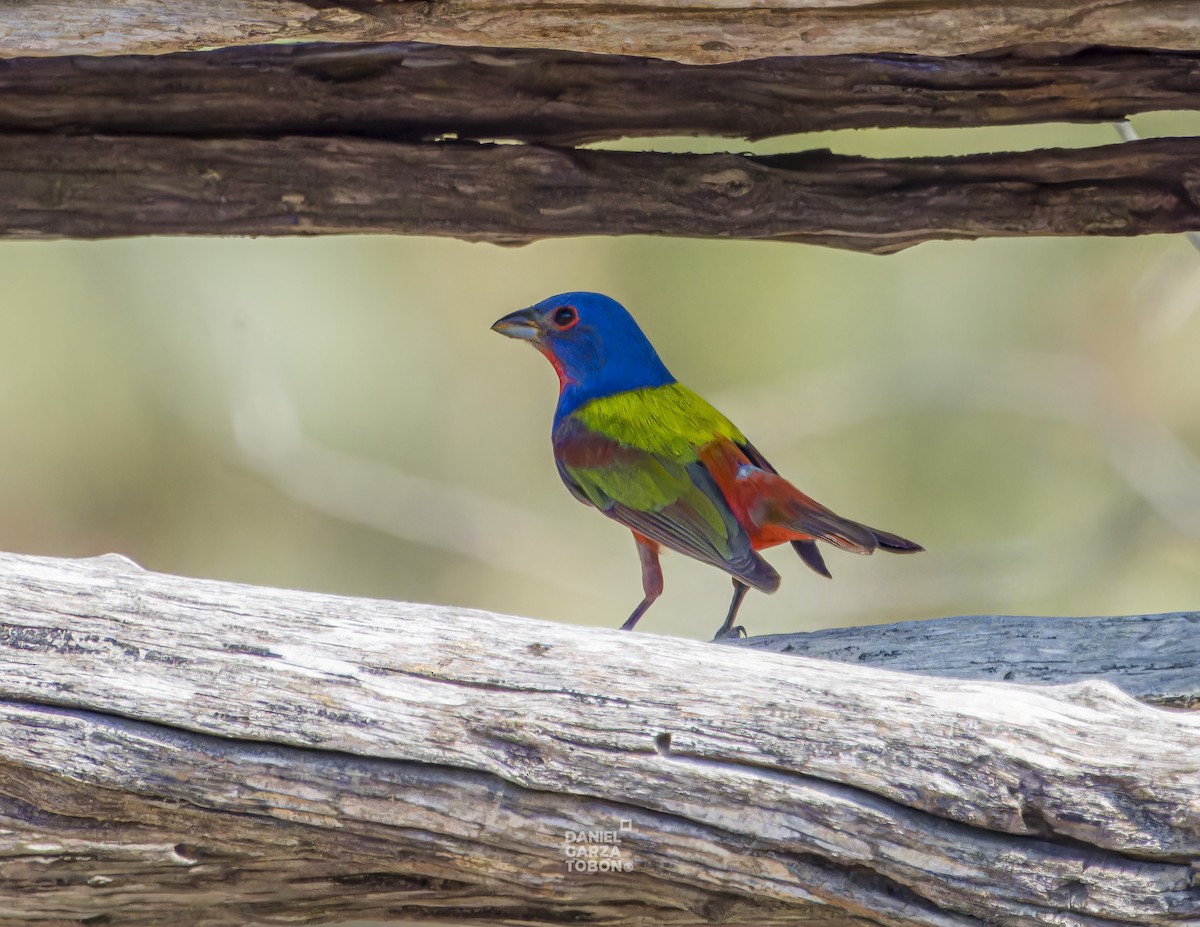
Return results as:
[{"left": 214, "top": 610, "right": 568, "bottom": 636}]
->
[{"left": 711, "top": 624, "right": 747, "bottom": 642}]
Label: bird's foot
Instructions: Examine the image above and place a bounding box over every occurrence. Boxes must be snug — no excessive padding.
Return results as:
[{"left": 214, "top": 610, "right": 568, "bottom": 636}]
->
[{"left": 710, "top": 624, "right": 747, "bottom": 642}]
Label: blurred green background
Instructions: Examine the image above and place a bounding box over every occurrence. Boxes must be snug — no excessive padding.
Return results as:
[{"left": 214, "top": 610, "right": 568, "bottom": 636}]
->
[{"left": 2, "top": 115, "right": 1199, "bottom": 639}]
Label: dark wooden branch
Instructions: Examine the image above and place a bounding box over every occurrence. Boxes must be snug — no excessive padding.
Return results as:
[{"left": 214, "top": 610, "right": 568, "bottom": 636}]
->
[
  {"left": 0, "top": 551, "right": 1197, "bottom": 926},
  {"left": 5, "top": 0, "right": 1200, "bottom": 62},
  {"left": 730, "top": 612, "right": 1200, "bottom": 708},
  {"left": 3, "top": 44, "right": 1200, "bottom": 143},
  {"left": 3, "top": 134, "right": 1199, "bottom": 252}
]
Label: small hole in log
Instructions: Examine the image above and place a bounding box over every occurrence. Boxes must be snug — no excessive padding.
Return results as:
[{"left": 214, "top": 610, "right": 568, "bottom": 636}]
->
[{"left": 654, "top": 732, "right": 672, "bottom": 755}]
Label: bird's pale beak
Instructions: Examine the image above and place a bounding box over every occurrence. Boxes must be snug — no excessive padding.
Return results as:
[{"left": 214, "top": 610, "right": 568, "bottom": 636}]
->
[{"left": 491, "top": 307, "right": 542, "bottom": 342}]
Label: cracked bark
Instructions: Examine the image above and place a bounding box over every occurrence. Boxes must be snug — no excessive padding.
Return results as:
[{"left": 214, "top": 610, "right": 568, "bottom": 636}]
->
[
  {"left": 0, "top": 551, "right": 1196, "bottom": 926},
  {"left": 3, "top": 0, "right": 1200, "bottom": 62}
]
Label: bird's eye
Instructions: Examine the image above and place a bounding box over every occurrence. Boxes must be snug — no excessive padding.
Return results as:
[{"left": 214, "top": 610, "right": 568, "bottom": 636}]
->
[{"left": 552, "top": 306, "right": 579, "bottom": 330}]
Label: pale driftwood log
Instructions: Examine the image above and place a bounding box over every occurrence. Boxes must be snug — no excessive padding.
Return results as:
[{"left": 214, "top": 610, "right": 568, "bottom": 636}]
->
[
  {"left": 0, "top": 551, "right": 1197, "bottom": 927},
  {"left": 3, "top": 0, "right": 1199, "bottom": 62},
  {"left": 730, "top": 612, "right": 1200, "bottom": 708},
  {"left": 3, "top": 44, "right": 1200, "bottom": 143},
  {"left": 4, "top": 134, "right": 1200, "bottom": 251}
]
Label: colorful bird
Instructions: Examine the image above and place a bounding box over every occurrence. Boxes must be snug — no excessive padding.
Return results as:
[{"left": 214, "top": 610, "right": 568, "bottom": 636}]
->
[{"left": 492, "top": 292, "right": 922, "bottom": 639}]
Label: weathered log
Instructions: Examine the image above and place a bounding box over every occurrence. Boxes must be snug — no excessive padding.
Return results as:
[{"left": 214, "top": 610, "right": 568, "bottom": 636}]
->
[
  {"left": 3, "top": 43, "right": 1200, "bottom": 143},
  {"left": 731, "top": 612, "right": 1200, "bottom": 708},
  {"left": 3, "top": 0, "right": 1200, "bottom": 62},
  {"left": 0, "top": 550, "right": 1196, "bottom": 926},
  {"left": 2, "top": 133, "right": 1198, "bottom": 251}
]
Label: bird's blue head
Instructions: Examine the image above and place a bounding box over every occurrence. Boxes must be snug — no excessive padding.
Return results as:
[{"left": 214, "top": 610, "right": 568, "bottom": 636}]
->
[{"left": 492, "top": 292, "right": 675, "bottom": 417}]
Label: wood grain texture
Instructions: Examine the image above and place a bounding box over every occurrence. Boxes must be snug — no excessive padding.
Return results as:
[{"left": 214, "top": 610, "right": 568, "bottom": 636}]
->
[
  {"left": 2, "top": 133, "right": 1199, "bottom": 251},
  {"left": 0, "top": 550, "right": 1196, "bottom": 926},
  {"left": 2, "top": 1, "right": 1199, "bottom": 62},
  {"left": 731, "top": 612, "right": 1200, "bottom": 708},
  {"left": 2, "top": 43, "right": 1199, "bottom": 143}
]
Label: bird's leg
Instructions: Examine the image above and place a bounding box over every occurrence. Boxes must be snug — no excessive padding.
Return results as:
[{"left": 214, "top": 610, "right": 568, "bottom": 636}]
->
[
  {"left": 711, "top": 580, "right": 750, "bottom": 641},
  {"left": 620, "top": 535, "right": 663, "bottom": 631}
]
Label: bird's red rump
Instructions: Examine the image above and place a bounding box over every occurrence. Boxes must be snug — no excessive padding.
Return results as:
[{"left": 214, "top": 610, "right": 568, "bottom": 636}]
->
[{"left": 699, "top": 438, "right": 822, "bottom": 551}]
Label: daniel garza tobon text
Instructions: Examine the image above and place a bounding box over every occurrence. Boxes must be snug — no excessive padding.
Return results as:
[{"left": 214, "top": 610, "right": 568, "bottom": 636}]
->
[{"left": 562, "top": 821, "right": 635, "bottom": 873}]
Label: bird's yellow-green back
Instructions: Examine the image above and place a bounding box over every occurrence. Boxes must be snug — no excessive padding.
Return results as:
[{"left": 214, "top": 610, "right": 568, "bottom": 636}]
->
[{"left": 571, "top": 382, "right": 745, "bottom": 460}]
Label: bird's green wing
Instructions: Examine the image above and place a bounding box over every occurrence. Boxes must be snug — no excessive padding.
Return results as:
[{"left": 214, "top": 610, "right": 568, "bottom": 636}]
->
[{"left": 553, "top": 412, "right": 779, "bottom": 593}]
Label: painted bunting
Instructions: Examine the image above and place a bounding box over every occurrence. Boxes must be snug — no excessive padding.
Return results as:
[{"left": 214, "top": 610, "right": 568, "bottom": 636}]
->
[{"left": 492, "top": 292, "right": 922, "bottom": 639}]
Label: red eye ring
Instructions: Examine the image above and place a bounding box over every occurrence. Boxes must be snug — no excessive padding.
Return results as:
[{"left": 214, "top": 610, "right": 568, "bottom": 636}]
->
[{"left": 551, "top": 305, "right": 579, "bottom": 330}]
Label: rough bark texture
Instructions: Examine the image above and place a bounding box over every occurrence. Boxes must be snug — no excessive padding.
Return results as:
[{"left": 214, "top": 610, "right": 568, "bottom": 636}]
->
[
  {"left": 731, "top": 612, "right": 1200, "bottom": 708},
  {"left": 2, "top": 133, "right": 1198, "bottom": 251},
  {"left": 3, "top": 43, "right": 1200, "bottom": 143},
  {"left": 0, "top": 551, "right": 1196, "bottom": 927},
  {"left": 2, "top": 1, "right": 1200, "bottom": 62}
]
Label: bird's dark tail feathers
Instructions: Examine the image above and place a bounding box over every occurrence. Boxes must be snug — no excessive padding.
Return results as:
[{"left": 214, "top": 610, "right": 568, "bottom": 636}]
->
[
  {"left": 791, "top": 522, "right": 922, "bottom": 577},
  {"left": 867, "top": 526, "right": 925, "bottom": 554},
  {"left": 791, "top": 539, "right": 832, "bottom": 578}
]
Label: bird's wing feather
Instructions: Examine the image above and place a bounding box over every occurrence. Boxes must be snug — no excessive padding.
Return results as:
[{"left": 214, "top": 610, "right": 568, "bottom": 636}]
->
[{"left": 554, "top": 415, "right": 779, "bottom": 592}]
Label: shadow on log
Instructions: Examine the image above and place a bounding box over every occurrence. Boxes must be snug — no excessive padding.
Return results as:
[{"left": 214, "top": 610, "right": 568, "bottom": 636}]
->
[{"left": 0, "top": 551, "right": 1196, "bottom": 926}]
